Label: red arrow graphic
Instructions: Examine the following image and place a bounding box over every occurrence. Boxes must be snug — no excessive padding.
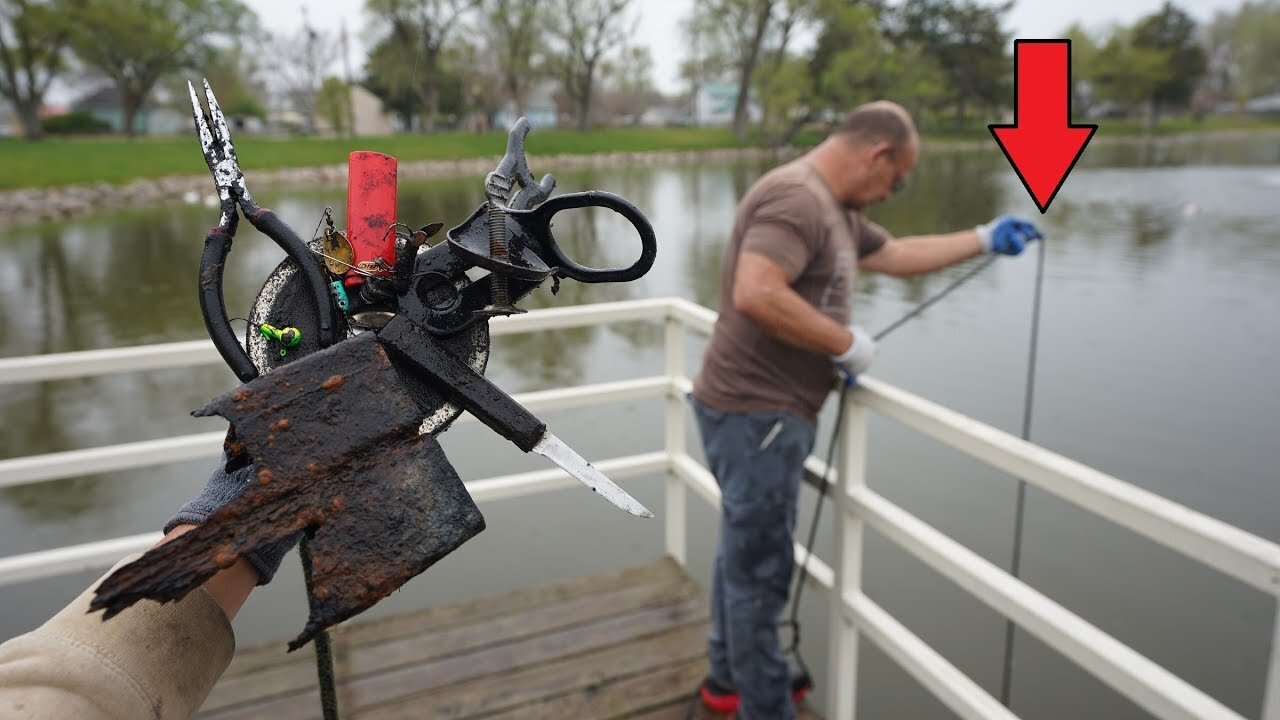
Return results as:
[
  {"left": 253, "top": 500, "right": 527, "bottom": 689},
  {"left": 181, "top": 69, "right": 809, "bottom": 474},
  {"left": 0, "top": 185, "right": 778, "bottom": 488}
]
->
[{"left": 990, "top": 40, "right": 1097, "bottom": 214}]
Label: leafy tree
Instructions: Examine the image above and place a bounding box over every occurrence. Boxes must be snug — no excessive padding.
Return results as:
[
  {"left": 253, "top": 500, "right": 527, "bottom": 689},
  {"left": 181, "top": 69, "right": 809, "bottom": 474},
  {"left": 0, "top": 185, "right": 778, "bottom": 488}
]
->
[
  {"left": 887, "top": 0, "right": 1012, "bottom": 128},
  {"left": 364, "top": 33, "right": 422, "bottom": 129},
  {"left": 1206, "top": 0, "right": 1280, "bottom": 103},
  {"left": 1091, "top": 26, "right": 1173, "bottom": 127},
  {"left": 1131, "top": 1, "right": 1206, "bottom": 114},
  {"left": 364, "top": 0, "right": 470, "bottom": 132},
  {"left": 67, "top": 0, "right": 256, "bottom": 137},
  {"left": 1061, "top": 22, "right": 1101, "bottom": 115},
  {"left": 0, "top": 0, "right": 80, "bottom": 140},
  {"left": 543, "top": 0, "right": 633, "bottom": 131},
  {"left": 317, "top": 76, "right": 351, "bottom": 135}
]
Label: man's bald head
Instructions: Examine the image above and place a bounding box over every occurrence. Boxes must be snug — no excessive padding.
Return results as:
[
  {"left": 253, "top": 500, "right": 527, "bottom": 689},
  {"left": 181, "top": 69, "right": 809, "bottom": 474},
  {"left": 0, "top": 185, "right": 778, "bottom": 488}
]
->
[{"left": 830, "top": 101, "right": 918, "bottom": 153}]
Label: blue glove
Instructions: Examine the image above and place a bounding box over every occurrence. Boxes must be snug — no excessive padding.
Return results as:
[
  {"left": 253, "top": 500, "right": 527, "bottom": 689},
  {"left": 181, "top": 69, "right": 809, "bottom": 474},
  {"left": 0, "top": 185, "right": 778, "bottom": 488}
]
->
[
  {"left": 165, "top": 455, "right": 300, "bottom": 585},
  {"left": 976, "top": 215, "right": 1043, "bottom": 256}
]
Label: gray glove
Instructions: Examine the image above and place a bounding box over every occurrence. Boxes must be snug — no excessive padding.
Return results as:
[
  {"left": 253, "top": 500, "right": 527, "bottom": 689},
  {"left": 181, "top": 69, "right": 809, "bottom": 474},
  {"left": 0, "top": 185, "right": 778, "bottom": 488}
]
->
[{"left": 164, "top": 455, "right": 300, "bottom": 585}]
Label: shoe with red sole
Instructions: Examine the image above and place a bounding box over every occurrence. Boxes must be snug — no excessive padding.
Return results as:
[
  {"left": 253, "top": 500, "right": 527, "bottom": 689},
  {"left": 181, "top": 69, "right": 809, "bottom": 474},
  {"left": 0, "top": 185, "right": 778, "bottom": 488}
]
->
[{"left": 698, "top": 665, "right": 813, "bottom": 715}]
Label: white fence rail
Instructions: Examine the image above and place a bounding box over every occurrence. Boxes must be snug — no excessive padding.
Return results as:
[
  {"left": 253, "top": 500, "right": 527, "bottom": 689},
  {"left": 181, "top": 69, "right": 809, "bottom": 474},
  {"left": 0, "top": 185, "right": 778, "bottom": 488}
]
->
[{"left": 1, "top": 297, "right": 1278, "bottom": 720}]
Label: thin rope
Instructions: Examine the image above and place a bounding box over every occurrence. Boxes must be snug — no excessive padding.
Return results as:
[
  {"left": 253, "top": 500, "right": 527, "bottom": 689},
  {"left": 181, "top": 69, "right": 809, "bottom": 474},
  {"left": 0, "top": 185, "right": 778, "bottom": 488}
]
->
[
  {"left": 785, "top": 252, "right": 1002, "bottom": 672},
  {"left": 299, "top": 537, "right": 341, "bottom": 720},
  {"left": 999, "top": 236, "right": 1048, "bottom": 707}
]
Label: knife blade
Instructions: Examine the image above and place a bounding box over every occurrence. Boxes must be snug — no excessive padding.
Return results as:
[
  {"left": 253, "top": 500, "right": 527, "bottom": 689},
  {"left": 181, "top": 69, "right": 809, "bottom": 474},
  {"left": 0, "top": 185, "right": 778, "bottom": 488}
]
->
[{"left": 378, "top": 314, "right": 653, "bottom": 517}]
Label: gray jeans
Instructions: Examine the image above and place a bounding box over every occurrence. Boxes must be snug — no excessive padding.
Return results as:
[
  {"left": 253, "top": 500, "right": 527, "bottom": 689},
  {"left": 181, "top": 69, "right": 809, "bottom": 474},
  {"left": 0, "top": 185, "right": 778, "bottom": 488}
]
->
[{"left": 692, "top": 397, "right": 816, "bottom": 720}]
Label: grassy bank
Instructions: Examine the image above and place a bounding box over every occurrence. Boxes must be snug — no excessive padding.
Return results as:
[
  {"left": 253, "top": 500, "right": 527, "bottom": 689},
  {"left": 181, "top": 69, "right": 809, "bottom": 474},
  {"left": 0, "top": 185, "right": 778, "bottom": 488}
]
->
[
  {"left": 4, "top": 117, "right": 1279, "bottom": 191},
  {"left": 0, "top": 126, "right": 747, "bottom": 191}
]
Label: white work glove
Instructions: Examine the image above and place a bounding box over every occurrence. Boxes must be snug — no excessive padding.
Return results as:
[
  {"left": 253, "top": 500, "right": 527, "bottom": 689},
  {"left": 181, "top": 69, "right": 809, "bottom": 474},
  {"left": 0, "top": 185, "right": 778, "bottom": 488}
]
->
[{"left": 832, "top": 324, "right": 877, "bottom": 380}]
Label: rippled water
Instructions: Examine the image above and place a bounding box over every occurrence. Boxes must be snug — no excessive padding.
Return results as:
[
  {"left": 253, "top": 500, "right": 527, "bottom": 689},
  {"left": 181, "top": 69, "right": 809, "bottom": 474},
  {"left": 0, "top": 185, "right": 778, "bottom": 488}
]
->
[{"left": 2, "top": 132, "right": 1278, "bottom": 718}]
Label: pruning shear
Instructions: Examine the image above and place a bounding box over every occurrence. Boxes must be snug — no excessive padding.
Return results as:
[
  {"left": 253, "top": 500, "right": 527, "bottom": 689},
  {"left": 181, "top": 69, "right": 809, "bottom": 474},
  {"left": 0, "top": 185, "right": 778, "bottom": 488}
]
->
[{"left": 90, "top": 80, "right": 659, "bottom": 648}]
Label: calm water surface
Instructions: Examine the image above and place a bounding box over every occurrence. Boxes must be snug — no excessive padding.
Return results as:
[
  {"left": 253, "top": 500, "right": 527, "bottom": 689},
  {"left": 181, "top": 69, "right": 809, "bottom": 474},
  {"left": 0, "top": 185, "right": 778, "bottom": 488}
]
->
[{"left": 2, "top": 134, "right": 1279, "bottom": 719}]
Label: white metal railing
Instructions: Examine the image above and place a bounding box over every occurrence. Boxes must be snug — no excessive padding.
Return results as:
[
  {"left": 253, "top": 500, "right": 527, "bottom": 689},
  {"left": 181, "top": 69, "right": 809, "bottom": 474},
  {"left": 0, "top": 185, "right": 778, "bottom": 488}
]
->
[{"left": 1, "top": 297, "right": 1278, "bottom": 720}]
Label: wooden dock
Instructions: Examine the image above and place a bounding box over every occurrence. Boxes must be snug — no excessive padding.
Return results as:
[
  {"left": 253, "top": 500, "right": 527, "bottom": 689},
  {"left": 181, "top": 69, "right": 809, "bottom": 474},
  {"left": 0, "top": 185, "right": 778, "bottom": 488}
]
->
[{"left": 198, "top": 557, "right": 821, "bottom": 719}]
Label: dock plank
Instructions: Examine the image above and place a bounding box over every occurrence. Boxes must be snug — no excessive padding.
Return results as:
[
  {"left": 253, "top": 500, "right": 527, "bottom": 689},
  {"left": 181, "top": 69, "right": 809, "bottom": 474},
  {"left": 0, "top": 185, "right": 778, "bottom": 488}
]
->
[
  {"left": 205, "top": 567, "right": 697, "bottom": 713},
  {"left": 198, "top": 558, "right": 757, "bottom": 720}
]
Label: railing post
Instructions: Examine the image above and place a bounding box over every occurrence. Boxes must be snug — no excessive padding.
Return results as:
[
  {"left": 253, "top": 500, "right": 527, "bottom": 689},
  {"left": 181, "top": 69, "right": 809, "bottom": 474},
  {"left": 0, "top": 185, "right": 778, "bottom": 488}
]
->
[
  {"left": 1264, "top": 600, "right": 1280, "bottom": 720},
  {"left": 664, "top": 309, "right": 688, "bottom": 567},
  {"left": 828, "top": 391, "right": 869, "bottom": 719}
]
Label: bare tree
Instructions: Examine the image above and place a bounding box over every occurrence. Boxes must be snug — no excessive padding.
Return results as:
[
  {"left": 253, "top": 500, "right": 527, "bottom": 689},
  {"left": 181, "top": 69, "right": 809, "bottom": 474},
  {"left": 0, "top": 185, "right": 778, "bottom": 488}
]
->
[
  {"left": 544, "top": 0, "right": 632, "bottom": 131},
  {"left": 272, "top": 24, "right": 328, "bottom": 133},
  {"left": 478, "top": 0, "right": 546, "bottom": 117},
  {"left": 0, "top": 0, "right": 78, "bottom": 140},
  {"left": 600, "top": 44, "right": 659, "bottom": 124},
  {"left": 365, "top": 0, "right": 469, "bottom": 132}
]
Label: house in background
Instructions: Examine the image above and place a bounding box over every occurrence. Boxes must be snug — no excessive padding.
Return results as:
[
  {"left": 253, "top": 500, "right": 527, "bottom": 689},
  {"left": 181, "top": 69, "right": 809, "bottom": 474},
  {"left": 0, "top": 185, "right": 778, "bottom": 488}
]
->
[
  {"left": 493, "top": 80, "right": 559, "bottom": 131},
  {"left": 350, "top": 84, "right": 393, "bottom": 136},
  {"left": 72, "top": 85, "right": 186, "bottom": 134},
  {"left": 692, "top": 81, "right": 761, "bottom": 127}
]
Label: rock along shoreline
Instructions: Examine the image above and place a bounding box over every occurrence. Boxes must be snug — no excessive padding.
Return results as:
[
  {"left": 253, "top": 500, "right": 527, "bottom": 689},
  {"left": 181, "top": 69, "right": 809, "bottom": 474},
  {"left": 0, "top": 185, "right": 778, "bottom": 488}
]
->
[{"left": 0, "top": 146, "right": 802, "bottom": 231}]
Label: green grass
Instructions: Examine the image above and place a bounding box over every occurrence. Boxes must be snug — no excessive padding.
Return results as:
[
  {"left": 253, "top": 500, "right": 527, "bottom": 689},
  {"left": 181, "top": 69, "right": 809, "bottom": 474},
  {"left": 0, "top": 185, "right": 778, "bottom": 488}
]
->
[
  {"left": 3, "top": 117, "right": 1278, "bottom": 191},
  {"left": 0, "top": 126, "right": 748, "bottom": 191}
]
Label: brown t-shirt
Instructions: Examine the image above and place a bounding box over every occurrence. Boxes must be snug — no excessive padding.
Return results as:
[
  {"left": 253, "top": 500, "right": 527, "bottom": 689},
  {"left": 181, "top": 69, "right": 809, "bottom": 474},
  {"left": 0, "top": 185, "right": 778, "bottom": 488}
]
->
[{"left": 692, "top": 158, "right": 889, "bottom": 424}]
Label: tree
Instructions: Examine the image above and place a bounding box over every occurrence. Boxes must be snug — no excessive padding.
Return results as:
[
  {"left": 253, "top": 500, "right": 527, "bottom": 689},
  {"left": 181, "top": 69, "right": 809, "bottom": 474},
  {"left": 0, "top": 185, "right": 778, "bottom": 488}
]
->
[
  {"left": 1131, "top": 1, "right": 1206, "bottom": 114},
  {"left": 689, "top": 0, "right": 777, "bottom": 140},
  {"left": 478, "top": 0, "right": 546, "bottom": 117},
  {"left": 364, "top": 0, "right": 470, "bottom": 132},
  {"left": 1062, "top": 22, "right": 1100, "bottom": 116},
  {"left": 0, "top": 0, "right": 78, "bottom": 140},
  {"left": 272, "top": 25, "right": 328, "bottom": 133},
  {"left": 543, "top": 0, "right": 633, "bottom": 131},
  {"left": 888, "top": 0, "right": 1012, "bottom": 128},
  {"left": 66, "top": 0, "right": 255, "bottom": 137},
  {"left": 317, "top": 76, "right": 351, "bottom": 135},
  {"left": 1205, "top": 0, "right": 1280, "bottom": 104},
  {"left": 599, "top": 44, "right": 660, "bottom": 123},
  {"left": 1091, "top": 25, "right": 1174, "bottom": 127}
]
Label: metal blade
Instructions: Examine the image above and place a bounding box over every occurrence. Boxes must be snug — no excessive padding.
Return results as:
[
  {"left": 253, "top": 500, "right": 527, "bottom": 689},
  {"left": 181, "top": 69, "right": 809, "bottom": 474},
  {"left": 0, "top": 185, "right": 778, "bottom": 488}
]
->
[
  {"left": 202, "top": 78, "right": 251, "bottom": 205},
  {"left": 532, "top": 432, "right": 653, "bottom": 518}
]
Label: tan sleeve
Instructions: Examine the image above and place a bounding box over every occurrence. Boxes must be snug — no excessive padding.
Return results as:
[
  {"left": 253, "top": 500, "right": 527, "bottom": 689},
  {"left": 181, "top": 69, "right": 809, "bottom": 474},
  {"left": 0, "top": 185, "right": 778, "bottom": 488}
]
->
[
  {"left": 739, "top": 181, "right": 824, "bottom": 280},
  {"left": 0, "top": 557, "right": 235, "bottom": 720},
  {"left": 853, "top": 213, "right": 891, "bottom": 258}
]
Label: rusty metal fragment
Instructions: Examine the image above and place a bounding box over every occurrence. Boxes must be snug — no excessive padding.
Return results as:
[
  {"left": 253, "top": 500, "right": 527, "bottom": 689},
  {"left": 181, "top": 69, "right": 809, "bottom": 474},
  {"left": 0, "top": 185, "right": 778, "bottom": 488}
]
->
[{"left": 90, "top": 332, "right": 485, "bottom": 648}]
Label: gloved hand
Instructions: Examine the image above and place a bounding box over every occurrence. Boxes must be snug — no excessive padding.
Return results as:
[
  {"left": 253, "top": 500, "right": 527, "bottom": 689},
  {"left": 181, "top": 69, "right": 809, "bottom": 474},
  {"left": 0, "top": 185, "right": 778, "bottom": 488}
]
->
[
  {"left": 976, "top": 215, "right": 1044, "bottom": 256},
  {"left": 832, "top": 325, "right": 877, "bottom": 384},
  {"left": 165, "top": 455, "right": 299, "bottom": 585}
]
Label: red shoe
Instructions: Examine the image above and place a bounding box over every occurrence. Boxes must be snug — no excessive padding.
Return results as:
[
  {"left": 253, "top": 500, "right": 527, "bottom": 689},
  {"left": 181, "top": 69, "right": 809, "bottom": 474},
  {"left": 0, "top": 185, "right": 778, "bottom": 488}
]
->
[{"left": 698, "top": 666, "right": 813, "bottom": 714}]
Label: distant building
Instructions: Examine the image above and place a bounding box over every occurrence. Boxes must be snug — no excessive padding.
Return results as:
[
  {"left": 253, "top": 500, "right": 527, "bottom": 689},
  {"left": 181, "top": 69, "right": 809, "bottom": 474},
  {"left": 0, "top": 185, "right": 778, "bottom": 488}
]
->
[
  {"left": 692, "top": 81, "right": 761, "bottom": 127},
  {"left": 1244, "top": 94, "right": 1280, "bottom": 115},
  {"left": 72, "top": 84, "right": 186, "bottom": 134},
  {"left": 494, "top": 80, "right": 559, "bottom": 131},
  {"left": 350, "top": 85, "right": 394, "bottom": 137}
]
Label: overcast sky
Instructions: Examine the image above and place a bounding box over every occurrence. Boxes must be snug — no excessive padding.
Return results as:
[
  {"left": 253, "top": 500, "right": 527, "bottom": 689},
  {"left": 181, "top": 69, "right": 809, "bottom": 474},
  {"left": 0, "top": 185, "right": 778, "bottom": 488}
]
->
[{"left": 243, "top": 0, "right": 1245, "bottom": 96}]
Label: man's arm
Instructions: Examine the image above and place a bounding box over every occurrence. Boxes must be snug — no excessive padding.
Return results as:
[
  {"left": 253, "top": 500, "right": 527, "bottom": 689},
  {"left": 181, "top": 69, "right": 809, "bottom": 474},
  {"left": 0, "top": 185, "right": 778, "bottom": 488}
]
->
[
  {"left": 732, "top": 251, "right": 853, "bottom": 355},
  {"left": 858, "top": 230, "right": 982, "bottom": 277}
]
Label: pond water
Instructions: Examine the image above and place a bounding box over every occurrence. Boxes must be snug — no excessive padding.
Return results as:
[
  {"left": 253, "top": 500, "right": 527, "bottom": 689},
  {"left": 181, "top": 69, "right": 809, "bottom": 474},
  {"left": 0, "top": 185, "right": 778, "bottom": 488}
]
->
[{"left": 2, "top": 132, "right": 1279, "bottom": 718}]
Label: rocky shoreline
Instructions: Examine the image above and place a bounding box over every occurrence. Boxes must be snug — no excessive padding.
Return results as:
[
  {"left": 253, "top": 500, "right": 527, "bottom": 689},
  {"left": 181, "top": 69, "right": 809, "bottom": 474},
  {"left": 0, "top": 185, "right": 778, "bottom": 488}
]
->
[{"left": 0, "top": 146, "right": 800, "bottom": 230}]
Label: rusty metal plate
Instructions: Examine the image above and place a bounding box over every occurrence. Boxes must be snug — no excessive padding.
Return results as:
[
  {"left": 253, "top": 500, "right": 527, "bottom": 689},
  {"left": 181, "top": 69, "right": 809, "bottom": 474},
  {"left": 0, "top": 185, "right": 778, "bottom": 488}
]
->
[{"left": 91, "top": 332, "right": 485, "bottom": 648}]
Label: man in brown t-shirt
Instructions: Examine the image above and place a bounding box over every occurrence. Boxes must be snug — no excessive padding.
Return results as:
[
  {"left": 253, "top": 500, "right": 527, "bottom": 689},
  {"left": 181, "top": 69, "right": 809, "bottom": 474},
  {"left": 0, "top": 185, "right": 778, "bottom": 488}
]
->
[{"left": 690, "top": 101, "right": 1043, "bottom": 719}]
